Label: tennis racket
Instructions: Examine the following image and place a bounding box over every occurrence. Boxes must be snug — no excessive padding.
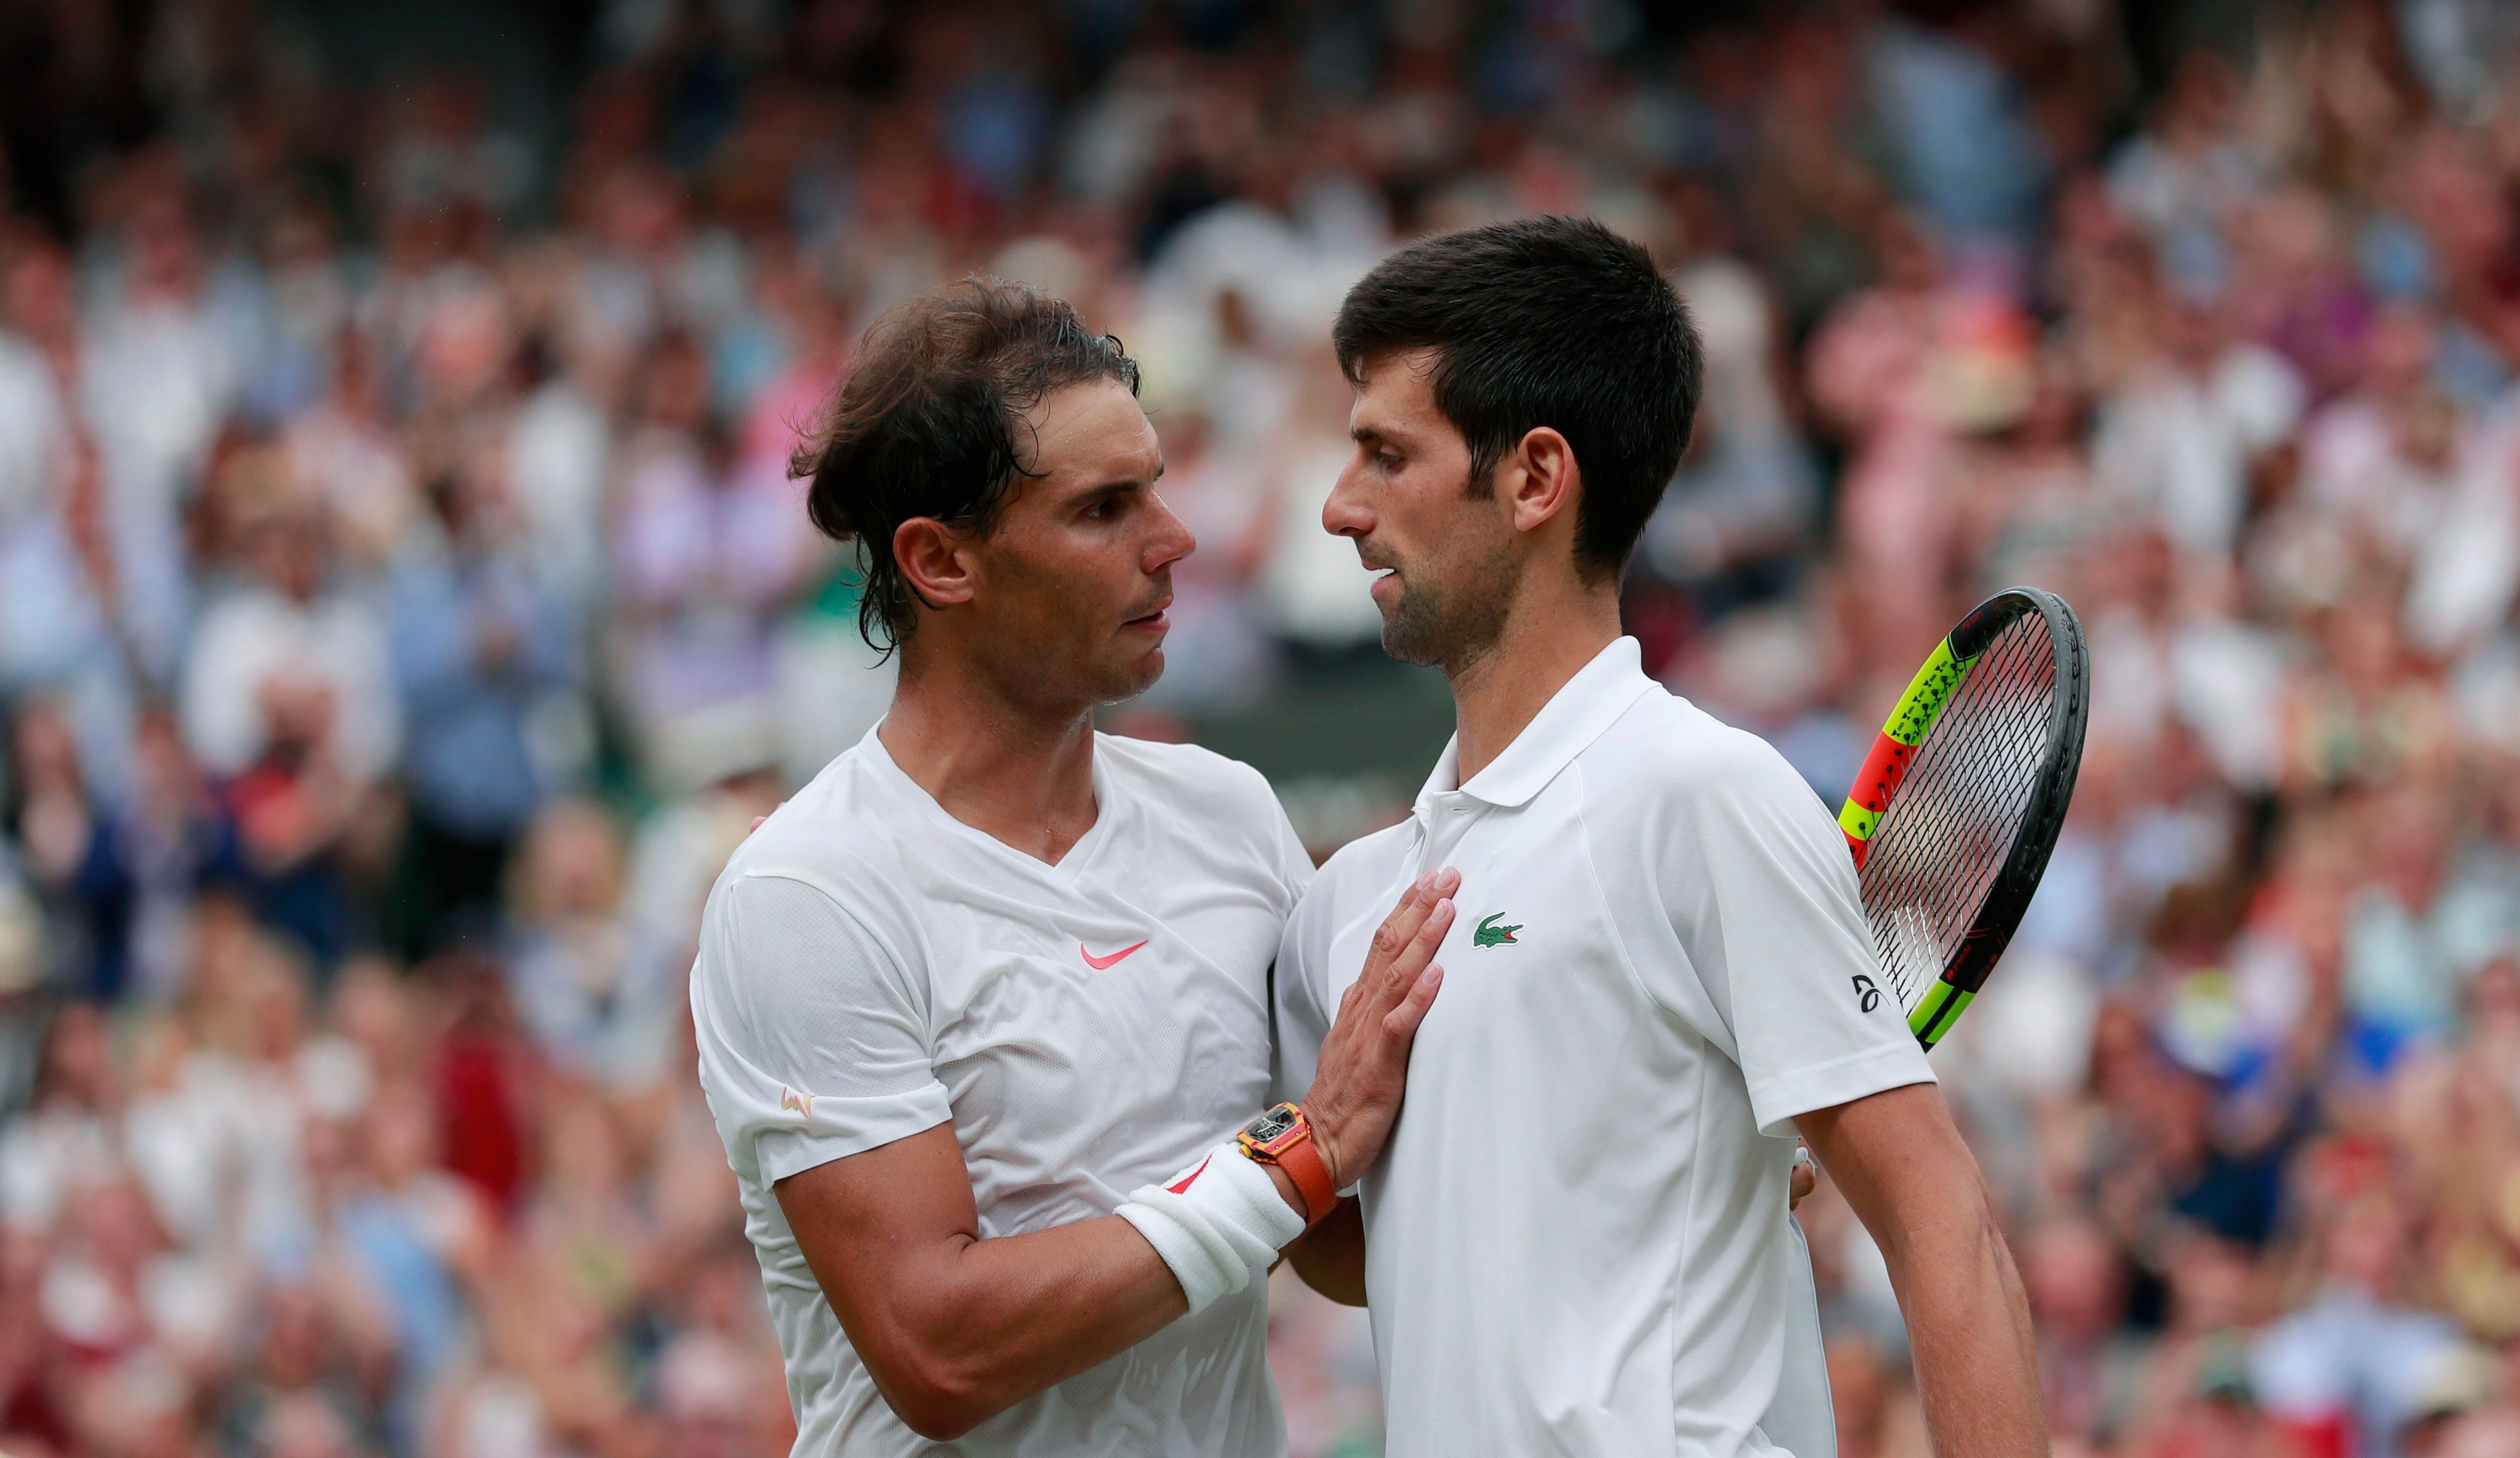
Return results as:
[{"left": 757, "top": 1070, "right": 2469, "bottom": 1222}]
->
[{"left": 1835, "top": 586, "right": 2089, "bottom": 1051}]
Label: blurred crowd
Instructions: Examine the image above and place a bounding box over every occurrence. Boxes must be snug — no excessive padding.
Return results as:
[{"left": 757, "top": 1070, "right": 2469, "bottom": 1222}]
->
[{"left": 3, "top": 0, "right": 2520, "bottom": 1455}]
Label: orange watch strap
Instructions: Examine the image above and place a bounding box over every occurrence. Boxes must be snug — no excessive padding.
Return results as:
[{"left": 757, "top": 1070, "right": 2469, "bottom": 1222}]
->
[{"left": 1274, "top": 1126, "right": 1338, "bottom": 1224}]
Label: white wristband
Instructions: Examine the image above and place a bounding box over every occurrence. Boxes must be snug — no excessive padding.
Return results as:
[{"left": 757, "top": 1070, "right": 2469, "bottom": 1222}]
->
[{"left": 1115, "top": 1143, "right": 1306, "bottom": 1317}]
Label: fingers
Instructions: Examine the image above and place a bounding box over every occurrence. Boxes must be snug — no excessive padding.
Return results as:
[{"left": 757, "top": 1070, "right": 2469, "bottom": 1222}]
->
[
  {"left": 1366, "top": 865, "right": 1455, "bottom": 960},
  {"left": 1790, "top": 1161, "right": 1816, "bottom": 1209},
  {"left": 1380, "top": 963, "right": 1443, "bottom": 1039},
  {"left": 1368, "top": 872, "right": 1439, "bottom": 966},
  {"left": 1339, "top": 866, "right": 1461, "bottom": 1026},
  {"left": 1379, "top": 896, "right": 1455, "bottom": 999}
]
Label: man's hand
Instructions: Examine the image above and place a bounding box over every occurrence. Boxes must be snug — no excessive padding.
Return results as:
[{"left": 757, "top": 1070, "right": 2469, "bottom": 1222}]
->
[
  {"left": 1302, "top": 868, "right": 1457, "bottom": 1189},
  {"left": 1797, "top": 1083, "right": 2046, "bottom": 1457}
]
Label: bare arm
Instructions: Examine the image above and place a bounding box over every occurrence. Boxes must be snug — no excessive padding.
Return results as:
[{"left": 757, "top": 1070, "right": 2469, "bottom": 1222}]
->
[
  {"left": 776, "top": 1126, "right": 1188, "bottom": 1440},
  {"left": 1796, "top": 1082, "right": 2047, "bottom": 1458},
  {"left": 776, "top": 871, "right": 1459, "bottom": 1441}
]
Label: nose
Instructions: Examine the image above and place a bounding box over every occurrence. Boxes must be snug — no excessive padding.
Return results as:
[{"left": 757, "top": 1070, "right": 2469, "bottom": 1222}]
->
[
  {"left": 1144, "top": 490, "right": 1196, "bottom": 573},
  {"left": 1323, "top": 453, "right": 1373, "bottom": 540}
]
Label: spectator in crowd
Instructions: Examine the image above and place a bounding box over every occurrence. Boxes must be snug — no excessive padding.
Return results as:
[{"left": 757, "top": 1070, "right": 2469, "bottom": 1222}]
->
[{"left": 386, "top": 436, "right": 575, "bottom": 954}]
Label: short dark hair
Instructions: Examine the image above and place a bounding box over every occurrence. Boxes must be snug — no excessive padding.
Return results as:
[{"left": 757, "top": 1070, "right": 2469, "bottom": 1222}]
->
[
  {"left": 1331, "top": 215, "right": 1701, "bottom": 581},
  {"left": 791, "top": 278, "right": 1141, "bottom": 650}
]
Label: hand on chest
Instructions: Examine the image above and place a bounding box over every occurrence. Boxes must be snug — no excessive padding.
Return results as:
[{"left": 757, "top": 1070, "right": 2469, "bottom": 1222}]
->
[{"left": 1333, "top": 844, "right": 1626, "bottom": 1046}]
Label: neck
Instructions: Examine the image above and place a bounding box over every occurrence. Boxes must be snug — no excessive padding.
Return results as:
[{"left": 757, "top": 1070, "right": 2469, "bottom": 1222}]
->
[
  {"left": 878, "top": 644, "right": 1101, "bottom": 865},
  {"left": 1446, "top": 576, "right": 1624, "bottom": 785}
]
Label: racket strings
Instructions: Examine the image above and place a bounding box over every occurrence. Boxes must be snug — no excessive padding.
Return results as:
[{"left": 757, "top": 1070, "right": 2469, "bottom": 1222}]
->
[
  {"left": 1862, "top": 624, "right": 2052, "bottom": 1000},
  {"left": 1858, "top": 615, "right": 2057, "bottom": 1010},
  {"left": 1866, "top": 643, "right": 2051, "bottom": 998}
]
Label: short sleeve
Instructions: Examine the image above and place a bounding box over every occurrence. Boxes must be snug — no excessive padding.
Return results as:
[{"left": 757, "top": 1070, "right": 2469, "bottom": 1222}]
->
[
  {"left": 1642, "top": 740, "right": 1934, "bottom": 1138},
  {"left": 691, "top": 872, "right": 954, "bottom": 1185}
]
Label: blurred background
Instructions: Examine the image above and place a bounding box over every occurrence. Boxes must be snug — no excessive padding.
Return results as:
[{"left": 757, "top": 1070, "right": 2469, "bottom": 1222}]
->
[{"left": 0, "top": 0, "right": 2517, "bottom": 1455}]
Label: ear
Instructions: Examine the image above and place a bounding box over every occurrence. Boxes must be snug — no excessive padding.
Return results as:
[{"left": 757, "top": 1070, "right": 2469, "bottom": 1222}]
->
[
  {"left": 892, "top": 517, "right": 977, "bottom": 611},
  {"left": 1500, "top": 426, "right": 1580, "bottom": 538}
]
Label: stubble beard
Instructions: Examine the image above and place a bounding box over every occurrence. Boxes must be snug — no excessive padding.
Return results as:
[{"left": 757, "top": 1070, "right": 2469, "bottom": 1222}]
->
[{"left": 1378, "top": 537, "right": 1517, "bottom": 673}]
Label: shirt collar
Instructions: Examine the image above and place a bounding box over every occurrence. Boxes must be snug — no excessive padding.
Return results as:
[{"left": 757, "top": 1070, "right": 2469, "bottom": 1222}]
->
[{"left": 1414, "top": 636, "right": 1657, "bottom": 813}]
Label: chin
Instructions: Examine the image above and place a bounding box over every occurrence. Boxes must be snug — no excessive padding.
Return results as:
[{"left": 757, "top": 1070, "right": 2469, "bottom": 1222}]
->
[
  {"left": 1092, "top": 647, "right": 1166, "bottom": 706},
  {"left": 1377, "top": 600, "right": 1447, "bottom": 668}
]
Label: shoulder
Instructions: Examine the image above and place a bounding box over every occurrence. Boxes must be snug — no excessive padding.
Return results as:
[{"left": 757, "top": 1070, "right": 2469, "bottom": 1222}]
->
[
  {"left": 709, "top": 748, "right": 916, "bottom": 941},
  {"left": 1584, "top": 688, "right": 1816, "bottom": 813},
  {"left": 1095, "top": 733, "right": 1286, "bottom": 833},
  {"left": 1095, "top": 732, "right": 1269, "bottom": 797}
]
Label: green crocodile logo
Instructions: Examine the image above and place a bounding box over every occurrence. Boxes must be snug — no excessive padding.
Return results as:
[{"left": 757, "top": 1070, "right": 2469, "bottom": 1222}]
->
[{"left": 1474, "top": 912, "right": 1522, "bottom": 947}]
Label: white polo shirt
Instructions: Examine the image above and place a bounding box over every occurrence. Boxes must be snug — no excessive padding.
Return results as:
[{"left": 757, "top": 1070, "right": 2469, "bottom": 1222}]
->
[
  {"left": 1274, "top": 638, "right": 1932, "bottom": 1458},
  {"left": 691, "top": 726, "right": 1313, "bottom": 1457}
]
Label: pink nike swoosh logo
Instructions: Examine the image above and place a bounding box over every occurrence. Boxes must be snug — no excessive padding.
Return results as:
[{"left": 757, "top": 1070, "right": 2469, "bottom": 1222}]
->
[{"left": 1079, "top": 939, "right": 1149, "bottom": 970}]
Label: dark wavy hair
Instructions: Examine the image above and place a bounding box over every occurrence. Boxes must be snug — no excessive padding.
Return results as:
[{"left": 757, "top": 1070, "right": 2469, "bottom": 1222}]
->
[
  {"left": 789, "top": 278, "right": 1142, "bottom": 651},
  {"left": 1332, "top": 215, "right": 1700, "bottom": 582}
]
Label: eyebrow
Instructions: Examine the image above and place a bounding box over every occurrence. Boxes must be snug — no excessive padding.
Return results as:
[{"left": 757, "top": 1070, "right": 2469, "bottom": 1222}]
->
[{"left": 1074, "top": 461, "right": 1162, "bottom": 506}]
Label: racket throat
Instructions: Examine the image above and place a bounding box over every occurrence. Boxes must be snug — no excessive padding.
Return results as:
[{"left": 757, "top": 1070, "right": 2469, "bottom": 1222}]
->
[{"left": 1908, "top": 979, "right": 1975, "bottom": 1049}]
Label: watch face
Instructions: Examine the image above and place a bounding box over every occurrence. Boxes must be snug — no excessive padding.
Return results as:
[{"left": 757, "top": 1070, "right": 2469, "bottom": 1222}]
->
[{"left": 1244, "top": 1106, "right": 1300, "bottom": 1144}]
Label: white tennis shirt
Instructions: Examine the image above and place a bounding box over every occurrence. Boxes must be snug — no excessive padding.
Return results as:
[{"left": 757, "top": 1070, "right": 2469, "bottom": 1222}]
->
[
  {"left": 691, "top": 726, "right": 1313, "bottom": 1456},
  {"left": 1274, "top": 638, "right": 1933, "bottom": 1457}
]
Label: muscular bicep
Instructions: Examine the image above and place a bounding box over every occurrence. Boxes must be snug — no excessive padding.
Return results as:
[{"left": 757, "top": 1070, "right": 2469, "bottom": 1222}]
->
[
  {"left": 770, "top": 1121, "right": 1195, "bottom": 1441},
  {"left": 775, "top": 1123, "right": 982, "bottom": 1401}
]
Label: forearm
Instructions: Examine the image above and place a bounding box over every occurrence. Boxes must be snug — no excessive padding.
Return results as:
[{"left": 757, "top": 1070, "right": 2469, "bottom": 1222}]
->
[
  {"left": 933, "top": 1156, "right": 1320, "bottom": 1363},
  {"left": 783, "top": 1132, "right": 1311, "bottom": 1442},
  {"left": 1878, "top": 1184, "right": 2044, "bottom": 1456},
  {"left": 874, "top": 1212, "right": 1190, "bottom": 1433},
  {"left": 1800, "top": 1084, "right": 2046, "bottom": 1457}
]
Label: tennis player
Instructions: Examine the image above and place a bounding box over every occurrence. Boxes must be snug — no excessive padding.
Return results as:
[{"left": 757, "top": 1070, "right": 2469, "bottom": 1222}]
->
[
  {"left": 1271, "top": 217, "right": 2047, "bottom": 1456},
  {"left": 688, "top": 279, "right": 1460, "bottom": 1455}
]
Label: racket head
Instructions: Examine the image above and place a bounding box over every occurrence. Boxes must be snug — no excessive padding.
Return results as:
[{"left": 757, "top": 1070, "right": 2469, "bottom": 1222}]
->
[{"left": 1838, "top": 587, "right": 2090, "bottom": 1049}]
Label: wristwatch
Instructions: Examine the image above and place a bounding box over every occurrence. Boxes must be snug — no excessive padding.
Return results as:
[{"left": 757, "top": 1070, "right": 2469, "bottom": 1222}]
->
[{"left": 1237, "top": 1102, "right": 1337, "bottom": 1224}]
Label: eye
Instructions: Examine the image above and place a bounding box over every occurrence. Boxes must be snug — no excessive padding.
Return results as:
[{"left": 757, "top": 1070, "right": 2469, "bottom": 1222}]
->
[{"left": 1376, "top": 451, "right": 1403, "bottom": 472}]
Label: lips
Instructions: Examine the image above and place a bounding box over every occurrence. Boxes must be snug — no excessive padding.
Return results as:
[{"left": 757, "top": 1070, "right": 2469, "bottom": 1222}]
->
[{"left": 1123, "top": 595, "right": 1173, "bottom": 629}]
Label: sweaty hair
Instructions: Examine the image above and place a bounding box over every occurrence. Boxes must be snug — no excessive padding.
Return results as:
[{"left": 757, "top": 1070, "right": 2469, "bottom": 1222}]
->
[
  {"left": 791, "top": 278, "right": 1142, "bottom": 650},
  {"left": 1331, "top": 215, "right": 1702, "bottom": 581}
]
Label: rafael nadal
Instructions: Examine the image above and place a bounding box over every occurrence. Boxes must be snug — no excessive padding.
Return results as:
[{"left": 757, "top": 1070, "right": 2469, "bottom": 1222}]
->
[
  {"left": 1269, "top": 217, "right": 2047, "bottom": 1456},
  {"left": 690, "top": 279, "right": 1460, "bottom": 1455}
]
